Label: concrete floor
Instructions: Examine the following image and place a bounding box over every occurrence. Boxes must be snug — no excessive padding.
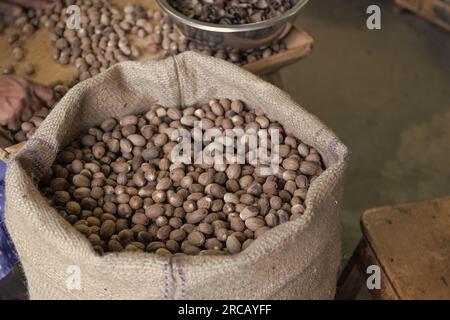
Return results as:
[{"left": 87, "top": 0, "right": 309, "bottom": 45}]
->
[
  {"left": 288, "top": 0, "right": 450, "bottom": 261},
  {"left": 0, "top": 0, "right": 449, "bottom": 299}
]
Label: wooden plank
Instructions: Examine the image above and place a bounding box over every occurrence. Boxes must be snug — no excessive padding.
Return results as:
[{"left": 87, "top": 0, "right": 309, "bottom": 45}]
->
[
  {"left": 396, "top": 0, "right": 450, "bottom": 31},
  {"left": 335, "top": 240, "right": 367, "bottom": 300},
  {"left": 0, "top": 142, "right": 25, "bottom": 161},
  {"left": 0, "top": 127, "right": 13, "bottom": 160},
  {"left": 335, "top": 239, "right": 400, "bottom": 300},
  {"left": 396, "top": 0, "right": 425, "bottom": 11},
  {"left": 244, "top": 27, "right": 313, "bottom": 75},
  {"left": 360, "top": 238, "right": 401, "bottom": 300},
  {"left": 420, "top": 0, "right": 450, "bottom": 31},
  {"left": 361, "top": 196, "right": 450, "bottom": 300}
]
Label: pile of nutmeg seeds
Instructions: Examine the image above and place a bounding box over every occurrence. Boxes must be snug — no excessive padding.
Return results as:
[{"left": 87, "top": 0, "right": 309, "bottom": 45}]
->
[
  {"left": 41, "top": 99, "right": 324, "bottom": 256},
  {"left": 2, "top": 0, "right": 288, "bottom": 82},
  {"left": 169, "top": 0, "right": 297, "bottom": 24}
]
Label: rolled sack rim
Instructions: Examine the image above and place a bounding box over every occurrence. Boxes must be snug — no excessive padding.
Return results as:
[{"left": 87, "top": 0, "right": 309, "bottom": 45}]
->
[{"left": 5, "top": 52, "right": 348, "bottom": 269}]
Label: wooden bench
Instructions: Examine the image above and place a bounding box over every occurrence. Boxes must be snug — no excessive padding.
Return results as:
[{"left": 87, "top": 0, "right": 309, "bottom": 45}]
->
[
  {"left": 336, "top": 196, "right": 450, "bottom": 299},
  {"left": 395, "top": 0, "right": 450, "bottom": 32}
]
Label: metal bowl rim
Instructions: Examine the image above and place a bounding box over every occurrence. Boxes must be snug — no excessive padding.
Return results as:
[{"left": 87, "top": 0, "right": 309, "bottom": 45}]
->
[{"left": 156, "top": 0, "right": 309, "bottom": 33}]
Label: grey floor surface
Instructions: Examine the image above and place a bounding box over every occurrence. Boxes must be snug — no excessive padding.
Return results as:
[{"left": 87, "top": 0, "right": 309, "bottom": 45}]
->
[
  {"left": 288, "top": 0, "right": 450, "bottom": 262},
  {"left": 0, "top": 0, "right": 449, "bottom": 299}
]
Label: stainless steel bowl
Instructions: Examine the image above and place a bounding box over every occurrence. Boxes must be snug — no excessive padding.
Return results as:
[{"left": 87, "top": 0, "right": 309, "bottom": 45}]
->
[{"left": 156, "top": 0, "right": 309, "bottom": 50}]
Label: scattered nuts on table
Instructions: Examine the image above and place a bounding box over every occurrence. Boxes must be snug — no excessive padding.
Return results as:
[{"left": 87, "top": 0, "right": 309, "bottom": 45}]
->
[
  {"left": 3, "top": 0, "right": 288, "bottom": 87},
  {"left": 1, "top": 1, "right": 291, "bottom": 144},
  {"left": 12, "top": 47, "right": 24, "bottom": 61},
  {"left": 23, "top": 63, "right": 35, "bottom": 75}
]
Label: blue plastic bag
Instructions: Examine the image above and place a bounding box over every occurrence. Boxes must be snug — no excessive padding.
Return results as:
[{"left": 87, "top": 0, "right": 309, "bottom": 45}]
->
[{"left": 0, "top": 160, "right": 18, "bottom": 279}]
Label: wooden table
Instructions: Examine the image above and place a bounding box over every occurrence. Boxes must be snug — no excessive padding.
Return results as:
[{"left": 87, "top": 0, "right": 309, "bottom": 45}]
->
[
  {"left": 0, "top": 0, "right": 313, "bottom": 155},
  {"left": 0, "top": 0, "right": 313, "bottom": 86},
  {"left": 336, "top": 196, "right": 450, "bottom": 300}
]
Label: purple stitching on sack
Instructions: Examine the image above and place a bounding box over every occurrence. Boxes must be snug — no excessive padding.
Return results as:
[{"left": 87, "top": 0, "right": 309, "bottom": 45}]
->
[
  {"left": 29, "top": 137, "right": 57, "bottom": 152},
  {"left": 314, "top": 127, "right": 341, "bottom": 162},
  {"left": 163, "top": 258, "right": 170, "bottom": 299},
  {"left": 175, "top": 257, "right": 187, "bottom": 299},
  {"left": 314, "top": 127, "right": 326, "bottom": 142},
  {"left": 328, "top": 138, "right": 340, "bottom": 162},
  {"left": 23, "top": 148, "right": 45, "bottom": 176},
  {"left": 16, "top": 138, "right": 57, "bottom": 179}
]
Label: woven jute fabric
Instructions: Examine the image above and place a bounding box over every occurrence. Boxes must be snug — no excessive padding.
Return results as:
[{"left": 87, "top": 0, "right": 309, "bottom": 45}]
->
[{"left": 5, "top": 52, "right": 348, "bottom": 300}]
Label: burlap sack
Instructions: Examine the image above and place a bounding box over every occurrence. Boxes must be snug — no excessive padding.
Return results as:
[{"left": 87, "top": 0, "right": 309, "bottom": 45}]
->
[{"left": 5, "top": 52, "right": 347, "bottom": 300}]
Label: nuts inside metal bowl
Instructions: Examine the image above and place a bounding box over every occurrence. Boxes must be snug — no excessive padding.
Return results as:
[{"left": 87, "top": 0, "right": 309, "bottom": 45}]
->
[
  {"left": 158, "top": 0, "right": 309, "bottom": 49},
  {"left": 168, "top": 0, "right": 298, "bottom": 25}
]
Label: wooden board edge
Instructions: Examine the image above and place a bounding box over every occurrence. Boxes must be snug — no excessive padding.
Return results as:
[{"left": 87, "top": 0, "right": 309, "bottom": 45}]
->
[
  {"left": 361, "top": 237, "right": 402, "bottom": 300},
  {"left": 395, "top": 0, "right": 423, "bottom": 12},
  {"left": 0, "top": 148, "right": 8, "bottom": 161},
  {"left": 335, "top": 239, "right": 401, "bottom": 300},
  {"left": 395, "top": 0, "right": 450, "bottom": 32},
  {"left": 0, "top": 142, "right": 25, "bottom": 161},
  {"left": 335, "top": 240, "right": 367, "bottom": 300},
  {"left": 0, "top": 127, "right": 13, "bottom": 161},
  {"left": 360, "top": 196, "right": 450, "bottom": 229},
  {"left": 360, "top": 196, "right": 450, "bottom": 299},
  {"left": 421, "top": 0, "right": 450, "bottom": 32},
  {"left": 244, "top": 26, "right": 314, "bottom": 75}
]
